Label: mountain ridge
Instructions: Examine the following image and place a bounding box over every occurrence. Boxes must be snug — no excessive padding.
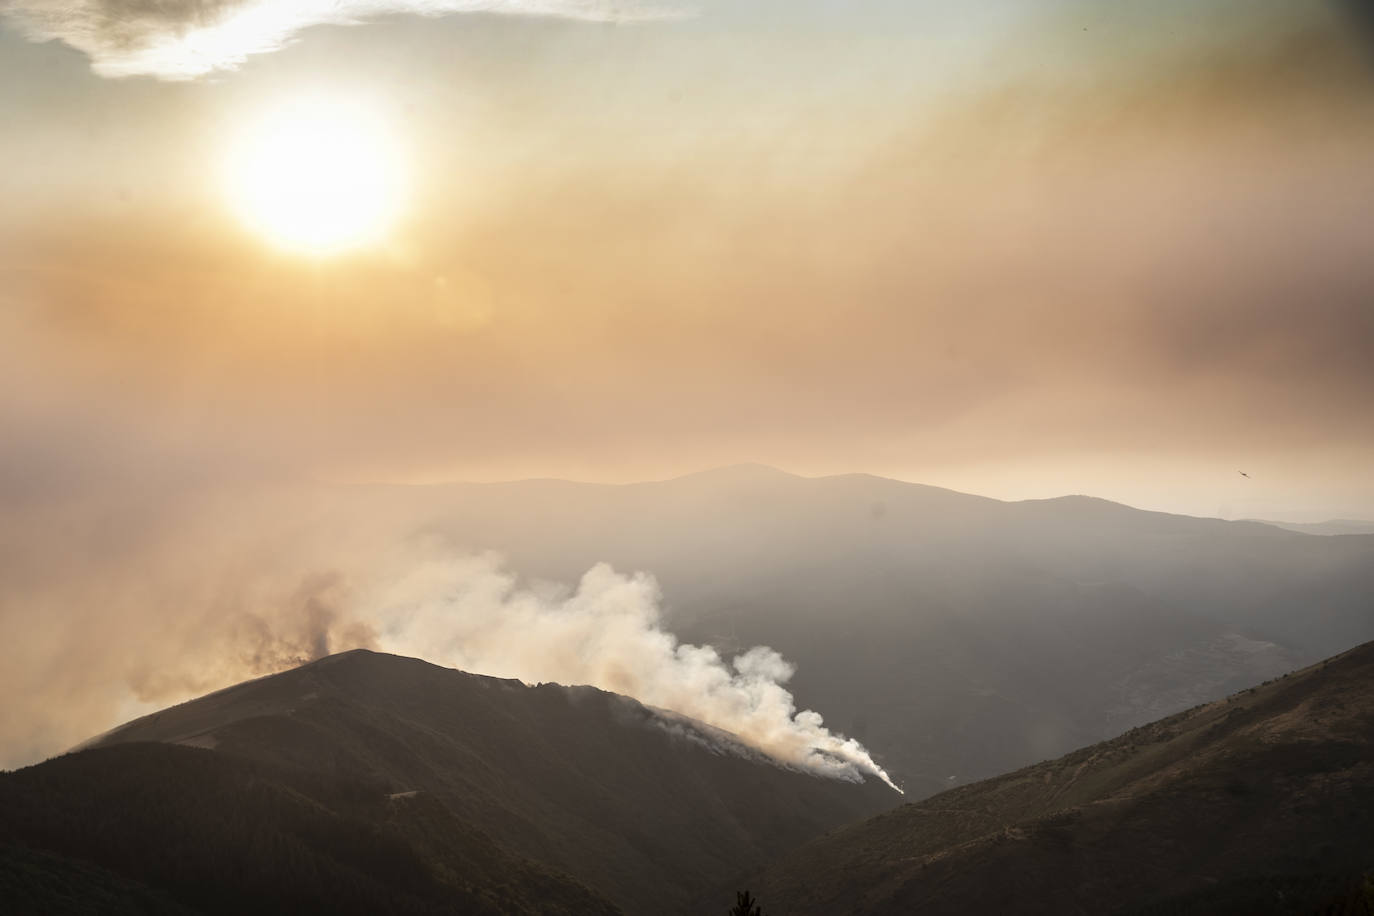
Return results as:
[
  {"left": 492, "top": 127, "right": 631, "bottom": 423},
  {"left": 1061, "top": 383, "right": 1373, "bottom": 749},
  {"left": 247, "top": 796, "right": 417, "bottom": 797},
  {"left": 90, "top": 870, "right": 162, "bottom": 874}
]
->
[
  {"left": 69, "top": 648, "right": 895, "bottom": 914},
  {"left": 377, "top": 464, "right": 1371, "bottom": 533}
]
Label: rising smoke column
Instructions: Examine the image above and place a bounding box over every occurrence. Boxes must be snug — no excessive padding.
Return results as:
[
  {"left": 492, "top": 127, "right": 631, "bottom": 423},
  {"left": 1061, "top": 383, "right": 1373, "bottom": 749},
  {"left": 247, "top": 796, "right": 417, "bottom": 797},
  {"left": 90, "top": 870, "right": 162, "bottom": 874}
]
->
[{"left": 367, "top": 552, "right": 902, "bottom": 792}]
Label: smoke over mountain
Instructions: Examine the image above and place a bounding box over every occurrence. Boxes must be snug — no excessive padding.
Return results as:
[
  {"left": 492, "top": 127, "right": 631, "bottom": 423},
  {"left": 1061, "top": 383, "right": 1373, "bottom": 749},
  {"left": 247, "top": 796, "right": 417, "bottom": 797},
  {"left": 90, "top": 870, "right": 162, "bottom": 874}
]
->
[
  {"left": 363, "top": 551, "right": 901, "bottom": 790},
  {"left": 0, "top": 464, "right": 897, "bottom": 790},
  {"left": 179, "top": 546, "right": 901, "bottom": 789}
]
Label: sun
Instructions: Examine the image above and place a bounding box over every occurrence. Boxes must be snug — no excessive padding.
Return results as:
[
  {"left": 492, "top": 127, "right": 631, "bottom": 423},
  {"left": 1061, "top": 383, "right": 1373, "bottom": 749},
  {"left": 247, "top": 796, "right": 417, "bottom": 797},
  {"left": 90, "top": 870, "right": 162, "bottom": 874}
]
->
[{"left": 223, "top": 98, "right": 405, "bottom": 255}]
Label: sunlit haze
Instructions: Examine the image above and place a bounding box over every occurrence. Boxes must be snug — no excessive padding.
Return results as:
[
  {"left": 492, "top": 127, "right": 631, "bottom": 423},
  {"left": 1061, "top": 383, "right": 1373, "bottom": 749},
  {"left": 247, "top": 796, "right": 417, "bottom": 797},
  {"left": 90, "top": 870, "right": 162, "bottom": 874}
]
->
[{"left": 3, "top": 0, "right": 1372, "bottom": 520}]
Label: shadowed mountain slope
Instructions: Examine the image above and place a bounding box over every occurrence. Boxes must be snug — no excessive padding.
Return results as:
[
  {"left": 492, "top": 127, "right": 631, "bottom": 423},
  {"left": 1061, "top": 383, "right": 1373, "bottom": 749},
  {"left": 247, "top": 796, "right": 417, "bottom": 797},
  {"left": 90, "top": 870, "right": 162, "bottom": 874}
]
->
[
  {"left": 75, "top": 649, "right": 895, "bottom": 914},
  {"left": 746, "top": 639, "right": 1374, "bottom": 915},
  {"left": 351, "top": 466, "right": 1374, "bottom": 796},
  {"left": 1, "top": 742, "right": 617, "bottom": 916}
]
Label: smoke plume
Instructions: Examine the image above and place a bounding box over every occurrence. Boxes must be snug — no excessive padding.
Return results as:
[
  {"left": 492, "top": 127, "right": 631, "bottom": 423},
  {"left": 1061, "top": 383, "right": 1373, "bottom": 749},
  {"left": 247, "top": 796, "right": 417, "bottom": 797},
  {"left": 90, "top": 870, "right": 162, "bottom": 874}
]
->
[
  {"left": 364, "top": 551, "right": 902, "bottom": 791},
  {"left": 0, "top": 450, "right": 899, "bottom": 791}
]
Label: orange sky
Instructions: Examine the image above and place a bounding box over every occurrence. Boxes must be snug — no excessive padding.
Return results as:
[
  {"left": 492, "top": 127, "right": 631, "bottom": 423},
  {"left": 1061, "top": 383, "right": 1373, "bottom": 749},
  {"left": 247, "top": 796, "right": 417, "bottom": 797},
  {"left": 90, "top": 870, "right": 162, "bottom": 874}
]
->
[
  {"left": 3, "top": 0, "right": 1374, "bottom": 771},
  {"left": 2, "top": 0, "right": 1373, "bottom": 520}
]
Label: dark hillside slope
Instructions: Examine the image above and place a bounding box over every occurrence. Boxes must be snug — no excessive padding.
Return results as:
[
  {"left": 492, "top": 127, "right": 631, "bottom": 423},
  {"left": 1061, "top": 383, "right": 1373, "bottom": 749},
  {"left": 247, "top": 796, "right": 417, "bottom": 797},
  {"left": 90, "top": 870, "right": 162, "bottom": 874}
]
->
[
  {"left": 0, "top": 742, "right": 615, "bottom": 916},
  {"left": 748, "top": 639, "right": 1374, "bottom": 915},
  {"left": 0, "top": 841, "right": 201, "bottom": 916},
  {"left": 86, "top": 649, "right": 895, "bottom": 914}
]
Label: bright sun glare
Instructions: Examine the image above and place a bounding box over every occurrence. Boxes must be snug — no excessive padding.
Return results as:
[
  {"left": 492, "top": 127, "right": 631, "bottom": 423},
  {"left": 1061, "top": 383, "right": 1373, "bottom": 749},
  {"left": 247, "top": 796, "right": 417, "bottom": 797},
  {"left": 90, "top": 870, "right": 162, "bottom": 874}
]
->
[{"left": 224, "top": 98, "right": 404, "bottom": 255}]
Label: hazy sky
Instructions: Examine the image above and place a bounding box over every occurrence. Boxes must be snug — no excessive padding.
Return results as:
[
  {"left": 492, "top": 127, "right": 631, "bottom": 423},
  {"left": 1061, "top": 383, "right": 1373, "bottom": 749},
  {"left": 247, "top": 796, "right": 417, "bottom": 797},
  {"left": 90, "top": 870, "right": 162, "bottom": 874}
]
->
[
  {"left": 2, "top": 0, "right": 1374, "bottom": 771},
  {"left": 2, "top": 0, "right": 1373, "bottom": 523}
]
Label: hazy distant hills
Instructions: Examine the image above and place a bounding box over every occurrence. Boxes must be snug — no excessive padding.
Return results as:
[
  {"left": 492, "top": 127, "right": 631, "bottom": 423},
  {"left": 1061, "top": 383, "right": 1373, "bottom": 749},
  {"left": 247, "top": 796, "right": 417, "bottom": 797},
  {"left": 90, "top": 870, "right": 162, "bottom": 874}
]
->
[
  {"left": 3, "top": 650, "right": 893, "bottom": 915},
  {"left": 746, "top": 639, "right": 1374, "bottom": 915},
  {"left": 354, "top": 465, "right": 1374, "bottom": 796},
  {"left": 1248, "top": 519, "right": 1374, "bottom": 536}
]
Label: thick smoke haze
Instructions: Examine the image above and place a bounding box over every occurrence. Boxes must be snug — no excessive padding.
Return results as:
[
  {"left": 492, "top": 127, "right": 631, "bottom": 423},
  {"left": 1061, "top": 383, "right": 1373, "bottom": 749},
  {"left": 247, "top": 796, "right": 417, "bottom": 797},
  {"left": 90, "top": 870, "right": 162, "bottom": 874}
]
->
[
  {"left": 2, "top": 0, "right": 1371, "bottom": 520},
  {"left": 1, "top": 0, "right": 1372, "bottom": 793}
]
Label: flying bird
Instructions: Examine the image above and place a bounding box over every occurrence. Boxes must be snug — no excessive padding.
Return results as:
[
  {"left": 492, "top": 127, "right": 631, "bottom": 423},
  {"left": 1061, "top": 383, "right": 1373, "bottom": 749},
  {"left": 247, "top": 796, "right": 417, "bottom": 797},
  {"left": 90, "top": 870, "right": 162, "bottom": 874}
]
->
[{"left": 1239, "top": 471, "right": 1250, "bottom": 478}]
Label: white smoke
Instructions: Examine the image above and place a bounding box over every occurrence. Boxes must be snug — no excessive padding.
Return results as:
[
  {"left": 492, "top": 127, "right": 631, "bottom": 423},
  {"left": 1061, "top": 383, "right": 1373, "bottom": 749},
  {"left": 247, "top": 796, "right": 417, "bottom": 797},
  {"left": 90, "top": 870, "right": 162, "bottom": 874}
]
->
[
  {"left": 1, "top": 0, "right": 685, "bottom": 79},
  {"left": 365, "top": 551, "right": 903, "bottom": 792}
]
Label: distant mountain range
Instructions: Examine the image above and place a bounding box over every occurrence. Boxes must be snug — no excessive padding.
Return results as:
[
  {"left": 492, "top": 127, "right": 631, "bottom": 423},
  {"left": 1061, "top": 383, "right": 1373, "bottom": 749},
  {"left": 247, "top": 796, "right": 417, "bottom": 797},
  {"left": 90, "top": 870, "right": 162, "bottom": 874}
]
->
[
  {"left": 350, "top": 464, "right": 1374, "bottom": 797},
  {"left": 745, "top": 638, "right": 1374, "bottom": 915},
  {"left": 1247, "top": 519, "right": 1374, "bottom": 537},
  {"left": 2, "top": 650, "right": 893, "bottom": 915}
]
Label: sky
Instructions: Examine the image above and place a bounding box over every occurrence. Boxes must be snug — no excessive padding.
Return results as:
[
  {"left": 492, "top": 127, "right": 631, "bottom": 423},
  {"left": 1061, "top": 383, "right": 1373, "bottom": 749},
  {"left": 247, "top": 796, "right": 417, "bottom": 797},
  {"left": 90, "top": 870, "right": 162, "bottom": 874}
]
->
[
  {"left": 2, "top": 0, "right": 1373, "bottom": 521},
  {"left": 1, "top": 0, "right": 1373, "bottom": 764}
]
